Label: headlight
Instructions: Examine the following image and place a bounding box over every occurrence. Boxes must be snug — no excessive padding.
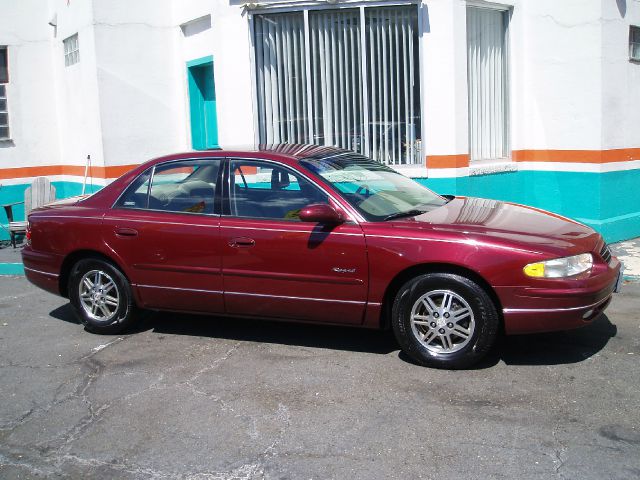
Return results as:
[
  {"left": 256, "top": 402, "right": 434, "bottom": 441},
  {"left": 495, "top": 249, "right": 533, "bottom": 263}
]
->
[{"left": 523, "top": 253, "right": 593, "bottom": 278}]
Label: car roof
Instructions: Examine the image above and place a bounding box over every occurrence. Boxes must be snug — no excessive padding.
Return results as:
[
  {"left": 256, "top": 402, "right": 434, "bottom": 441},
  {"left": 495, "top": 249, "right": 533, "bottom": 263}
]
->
[{"left": 148, "top": 144, "right": 353, "bottom": 165}]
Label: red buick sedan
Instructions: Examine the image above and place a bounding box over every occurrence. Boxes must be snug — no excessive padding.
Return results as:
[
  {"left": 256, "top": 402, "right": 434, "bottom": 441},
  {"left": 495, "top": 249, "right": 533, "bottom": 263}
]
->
[{"left": 22, "top": 145, "right": 622, "bottom": 369}]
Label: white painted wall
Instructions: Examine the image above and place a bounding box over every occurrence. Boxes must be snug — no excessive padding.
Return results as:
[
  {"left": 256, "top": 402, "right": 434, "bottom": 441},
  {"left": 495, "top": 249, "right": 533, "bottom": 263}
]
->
[
  {"left": 92, "top": 0, "right": 185, "bottom": 167},
  {"left": 0, "top": 0, "right": 61, "bottom": 169},
  {"left": 51, "top": 0, "right": 105, "bottom": 171},
  {"left": 173, "top": 0, "right": 257, "bottom": 150},
  {"left": 510, "top": 0, "right": 604, "bottom": 151},
  {"left": 1, "top": 0, "right": 639, "bottom": 178},
  {"left": 601, "top": 0, "right": 640, "bottom": 150},
  {"left": 421, "top": 0, "right": 470, "bottom": 157}
]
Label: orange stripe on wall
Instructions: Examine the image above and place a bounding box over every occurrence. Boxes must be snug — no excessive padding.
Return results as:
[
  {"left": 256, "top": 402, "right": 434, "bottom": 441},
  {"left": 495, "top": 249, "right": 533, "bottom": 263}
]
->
[
  {"left": 0, "top": 164, "right": 138, "bottom": 181},
  {"left": 1, "top": 149, "right": 639, "bottom": 179},
  {"left": 426, "top": 154, "right": 470, "bottom": 169},
  {"left": 512, "top": 148, "right": 640, "bottom": 164}
]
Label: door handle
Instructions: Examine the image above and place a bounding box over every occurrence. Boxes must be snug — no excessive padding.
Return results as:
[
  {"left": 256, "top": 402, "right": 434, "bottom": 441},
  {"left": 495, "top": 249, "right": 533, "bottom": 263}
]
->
[
  {"left": 115, "top": 227, "right": 138, "bottom": 237},
  {"left": 228, "top": 237, "right": 255, "bottom": 248}
]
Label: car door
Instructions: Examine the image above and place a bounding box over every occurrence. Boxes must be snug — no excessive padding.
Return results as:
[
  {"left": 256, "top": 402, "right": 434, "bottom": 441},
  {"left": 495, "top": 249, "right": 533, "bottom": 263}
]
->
[
  {"left": 103, "top": 158, "right": 224, "bottom": 313},
  {"left": 220, "top": 158, "right": 369, "bottom": 325}
]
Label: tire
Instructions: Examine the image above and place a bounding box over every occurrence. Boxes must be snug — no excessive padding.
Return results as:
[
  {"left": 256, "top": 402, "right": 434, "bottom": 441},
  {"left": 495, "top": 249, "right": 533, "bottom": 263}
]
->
[
  {"left": 392, "top": 273, "right": 499, "bottom": 369},
  {"left": 68, "top": 258, "right": 137, "bottom": 334}
]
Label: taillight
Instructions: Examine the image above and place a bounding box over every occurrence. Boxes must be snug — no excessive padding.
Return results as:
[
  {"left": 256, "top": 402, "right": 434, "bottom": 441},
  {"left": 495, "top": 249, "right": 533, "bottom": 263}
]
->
[{"left": 26, "top": 221, "right": 32, "bottom": 245}]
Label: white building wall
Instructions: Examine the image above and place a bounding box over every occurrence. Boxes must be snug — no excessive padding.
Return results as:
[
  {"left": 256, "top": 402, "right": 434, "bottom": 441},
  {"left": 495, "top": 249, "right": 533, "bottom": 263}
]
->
[
  {"left": 1, "top": 0, "right": 639, "bottom": 175},
  {"left": 51, "top": 0, "right": 105, "bottom": 172},
  {"left": 0, "top": 0, "right": 61, "bottom": 173},
  {"left": 511, "top": 0, "right": 604, "bottom": 151},
  {"left": 601, "top": 0, "right": 640, "bottom": 151},
  {"left": 92, "top": 0, "right": 185, "bottom": 167},
  {"left": 421, "top": 0, "right": 469, "bottom": 158},
  {"left": 209, "top": 2, "right": 255, "bottom": 147},
  {"left": 173, "top": 0, "right": 256, "bottom": 149}
]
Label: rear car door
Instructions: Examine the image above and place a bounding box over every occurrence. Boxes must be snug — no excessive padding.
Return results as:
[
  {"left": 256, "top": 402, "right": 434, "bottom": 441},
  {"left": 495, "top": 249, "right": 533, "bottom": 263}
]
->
[
  {"left": 103, "top": 158, "right": 224, "bottom": 313},
  {"left": 220, "top": 158, "right": 369, "bottom": 325}
]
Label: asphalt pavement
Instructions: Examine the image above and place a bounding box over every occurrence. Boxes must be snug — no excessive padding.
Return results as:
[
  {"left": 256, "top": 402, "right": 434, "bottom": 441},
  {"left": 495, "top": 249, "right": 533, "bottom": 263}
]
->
[{"left": 0, "top": 274, "right": 639, "bottom": 479}]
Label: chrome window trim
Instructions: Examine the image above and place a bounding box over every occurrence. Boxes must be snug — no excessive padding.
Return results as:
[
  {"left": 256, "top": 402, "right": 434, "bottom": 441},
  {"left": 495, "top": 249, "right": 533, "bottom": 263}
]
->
[
  {"left": 104, "top": 217, "right": 219, "bottom": 228},
  {"left": 110, "top": 156, "right": 224, "bottom": 212},
  {"left": 222, "top": 224, "right": 363, "bottom": 236},
  {"left": 223, "top": 156, "right": 367, "bottom": 223}
]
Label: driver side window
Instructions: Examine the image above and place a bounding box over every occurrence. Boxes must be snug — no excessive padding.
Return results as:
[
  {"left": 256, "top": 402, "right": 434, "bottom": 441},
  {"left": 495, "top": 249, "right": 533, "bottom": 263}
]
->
[{"left": 229, "top": 160, "right": 328, "bottom": 221}]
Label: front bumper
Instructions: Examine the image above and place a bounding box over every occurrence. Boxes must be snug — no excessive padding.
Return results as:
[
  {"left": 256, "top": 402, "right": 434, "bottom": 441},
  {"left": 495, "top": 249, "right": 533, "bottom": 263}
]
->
[{"left": 498, "top": 257, "right": 621, "bottom": 335}]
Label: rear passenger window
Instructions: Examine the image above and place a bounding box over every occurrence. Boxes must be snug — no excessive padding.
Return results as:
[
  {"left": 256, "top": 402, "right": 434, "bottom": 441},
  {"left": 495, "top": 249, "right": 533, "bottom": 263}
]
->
[
  {"left": 114, "top": 170, "right": 151, "bottom": 209},
  {"left": 229, "top": 160, "right": 328, "bottom": 221},
  {"left": 115, "top": 160, "right": 220, "bottom": 214}
]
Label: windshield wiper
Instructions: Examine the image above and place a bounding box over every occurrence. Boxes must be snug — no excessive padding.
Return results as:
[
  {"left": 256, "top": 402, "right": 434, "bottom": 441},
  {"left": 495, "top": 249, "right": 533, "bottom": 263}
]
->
[{"left": 382, "top": 209, "right": 426, "bottom": 221}]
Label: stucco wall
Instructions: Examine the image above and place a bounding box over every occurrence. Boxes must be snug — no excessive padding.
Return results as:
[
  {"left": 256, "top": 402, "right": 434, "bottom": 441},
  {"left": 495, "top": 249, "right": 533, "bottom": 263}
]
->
[
  {"left": 0, "top": 0, "right": 61, "bottom": 172},
  {"left": 1, "top": 0, "right": 639, "bottom": 242}
]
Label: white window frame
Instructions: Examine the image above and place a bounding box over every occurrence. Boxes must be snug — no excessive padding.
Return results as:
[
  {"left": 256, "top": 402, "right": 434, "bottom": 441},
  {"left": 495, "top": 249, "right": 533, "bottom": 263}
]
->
[
  {"left": 0, "top": 46, "right": 9, "bottom": 141},
  {"left": 247, "top": 1, "right": 426, "bottom": 167},
  {"left": 63, "top": 33, "right": 80, "bottom": 67},
  {"left": 630, "top": 25, "right": 640, "bottom": 62},
  {"left": 465, "top": 1, "right": 512, "bottom": 165}
]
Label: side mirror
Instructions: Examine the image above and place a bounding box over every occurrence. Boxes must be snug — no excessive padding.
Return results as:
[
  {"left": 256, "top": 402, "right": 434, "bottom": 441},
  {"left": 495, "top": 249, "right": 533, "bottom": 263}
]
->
[{"left": 299, "top": 203, "right": 345, "bottom": 224}]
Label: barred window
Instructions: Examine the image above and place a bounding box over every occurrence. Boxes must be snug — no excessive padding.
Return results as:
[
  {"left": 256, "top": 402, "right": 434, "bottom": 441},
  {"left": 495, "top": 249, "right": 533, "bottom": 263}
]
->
[
  {"left": 253, "top": 6, "right": 422, "bottom": 165},
  {"left": 630, "top": 26, "right": 640, "bottom": 61},
  {"left": 0, "top": 46, "right": 9, "bottom": 140},
  {"left": 63, "top": 33, "right": 80, "bottom": 66}
]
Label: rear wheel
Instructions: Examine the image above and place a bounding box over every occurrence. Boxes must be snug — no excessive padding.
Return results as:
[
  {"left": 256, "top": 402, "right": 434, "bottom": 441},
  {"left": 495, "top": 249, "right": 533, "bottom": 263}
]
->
[
  {"left": 392, "top": 273, "right": 499, "bottom": 369},
  {"left": 68, "top": 258, "right": 137, "bottom": 334}
]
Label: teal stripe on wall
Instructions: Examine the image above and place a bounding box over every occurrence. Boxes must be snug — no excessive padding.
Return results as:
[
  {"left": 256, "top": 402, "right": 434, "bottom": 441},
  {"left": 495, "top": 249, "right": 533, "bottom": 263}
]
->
[
  {"left": 417, "top": 168, "right": 640, "bottom": 243},
  {"left": 0, "top": 263, "right": 24, "bottom": 275},
  {"left": 0, "top": 181, "right": 100, "bottom": 241},
  {"left": 1, "top": 169, "right": 639, "bottom": 244}
]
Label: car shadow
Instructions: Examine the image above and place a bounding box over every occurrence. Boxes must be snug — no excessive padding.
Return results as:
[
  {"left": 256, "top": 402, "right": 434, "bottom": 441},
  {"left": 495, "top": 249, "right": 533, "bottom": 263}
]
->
[
  {"left": 48, "top": 304, "right": 617, "bottom": 367},
  {"left": 455, "top": 313, "right": 618, "bottom": 369},
  {"left": 149, "top": 311, "right": 399, "bottom": 355}
]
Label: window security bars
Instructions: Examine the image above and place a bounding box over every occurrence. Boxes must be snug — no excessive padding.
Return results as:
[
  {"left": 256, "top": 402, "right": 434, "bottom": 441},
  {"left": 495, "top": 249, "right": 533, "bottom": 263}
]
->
[
  {"left": 64, "top": 33, "right": 79, "bottom": 66},
  {"left": 253, "top": 6, "right": 422, "bottom": 165},
  {"left": 0, "top": 46, "right": 8, "bottom": 140},
  {"left": 630, "top": 26, "right": 640, "bottom": 61}
]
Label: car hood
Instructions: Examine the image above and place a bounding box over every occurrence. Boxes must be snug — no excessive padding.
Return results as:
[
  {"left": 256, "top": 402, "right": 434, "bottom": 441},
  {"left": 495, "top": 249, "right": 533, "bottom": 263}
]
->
[{"left": 387, "top": 197, "right": 600, "bottom": 254}]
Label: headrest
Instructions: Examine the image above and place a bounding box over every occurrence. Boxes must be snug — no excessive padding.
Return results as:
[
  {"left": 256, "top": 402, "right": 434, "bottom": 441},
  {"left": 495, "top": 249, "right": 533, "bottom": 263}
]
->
[{"left": 271, "top": 169, "right": 290, "bottom": 189}]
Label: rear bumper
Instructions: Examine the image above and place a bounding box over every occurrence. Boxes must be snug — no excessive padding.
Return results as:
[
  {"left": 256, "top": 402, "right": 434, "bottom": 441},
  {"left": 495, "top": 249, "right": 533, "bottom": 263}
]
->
[
  {"left": 498, "top": 258, "right": 621, "bottom": 335},
  {"left": 22, "top": 246, "right": 62, "bottom": 296}
]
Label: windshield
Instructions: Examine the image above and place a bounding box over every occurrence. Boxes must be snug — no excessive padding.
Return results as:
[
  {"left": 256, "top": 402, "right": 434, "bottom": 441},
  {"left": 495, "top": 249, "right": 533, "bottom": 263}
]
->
[{"left": 299, "top": 151, "right": 447, "bottom": 221}]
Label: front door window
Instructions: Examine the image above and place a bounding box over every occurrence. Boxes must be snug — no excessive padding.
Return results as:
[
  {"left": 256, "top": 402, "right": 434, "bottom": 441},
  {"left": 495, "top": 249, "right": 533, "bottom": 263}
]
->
[{"left": 227, "top": 159, "right": 328, "bottom": 221}]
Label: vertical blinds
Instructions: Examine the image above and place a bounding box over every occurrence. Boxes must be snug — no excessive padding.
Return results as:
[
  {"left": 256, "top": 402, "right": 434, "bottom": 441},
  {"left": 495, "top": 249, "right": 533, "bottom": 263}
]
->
[
  {"left": 254, "top": 13, "right": 308, "bottom": 144},
  {"left": 467, "top": 7, "right": 509, "bottom": 162},
  {"left": 309, "top": 10, "right": 363, "bottom": 153},
  {"left": 254, "top": 6, "right": 421, "bottom": 165},
  {"left": 365, "top": 7, "right": 419, "bottom": 165}
]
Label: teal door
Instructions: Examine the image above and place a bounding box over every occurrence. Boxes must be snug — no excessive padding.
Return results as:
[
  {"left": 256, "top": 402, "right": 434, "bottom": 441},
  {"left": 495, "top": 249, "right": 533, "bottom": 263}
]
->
[{"left": 187, "top": 56, "right": 219, "bottom": 150}]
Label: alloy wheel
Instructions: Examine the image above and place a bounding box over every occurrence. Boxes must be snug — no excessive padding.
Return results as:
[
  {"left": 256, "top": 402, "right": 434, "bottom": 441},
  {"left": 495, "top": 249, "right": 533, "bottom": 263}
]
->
[
  {"left": 410, "top": 289, "right": 475, "bottom": 354},
  {"left": 78, "top": 269, "right": 120, "bottom": 322}
]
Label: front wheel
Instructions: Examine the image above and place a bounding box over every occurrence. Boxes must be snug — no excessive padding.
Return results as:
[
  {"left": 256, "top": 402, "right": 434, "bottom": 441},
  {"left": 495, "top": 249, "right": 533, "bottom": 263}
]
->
[
  {"left": 68, "top": 258, "right": 137, "bottom": 334},
  {"left": 392, "top": 273, "right": 499, "bottom": 369}
]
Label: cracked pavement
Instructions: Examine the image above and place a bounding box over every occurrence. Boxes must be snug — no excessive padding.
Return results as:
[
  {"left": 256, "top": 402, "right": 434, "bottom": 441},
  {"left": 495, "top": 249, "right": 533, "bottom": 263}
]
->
[{"left": 0, "top": 276, "right": 639, "bottom": 479}]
